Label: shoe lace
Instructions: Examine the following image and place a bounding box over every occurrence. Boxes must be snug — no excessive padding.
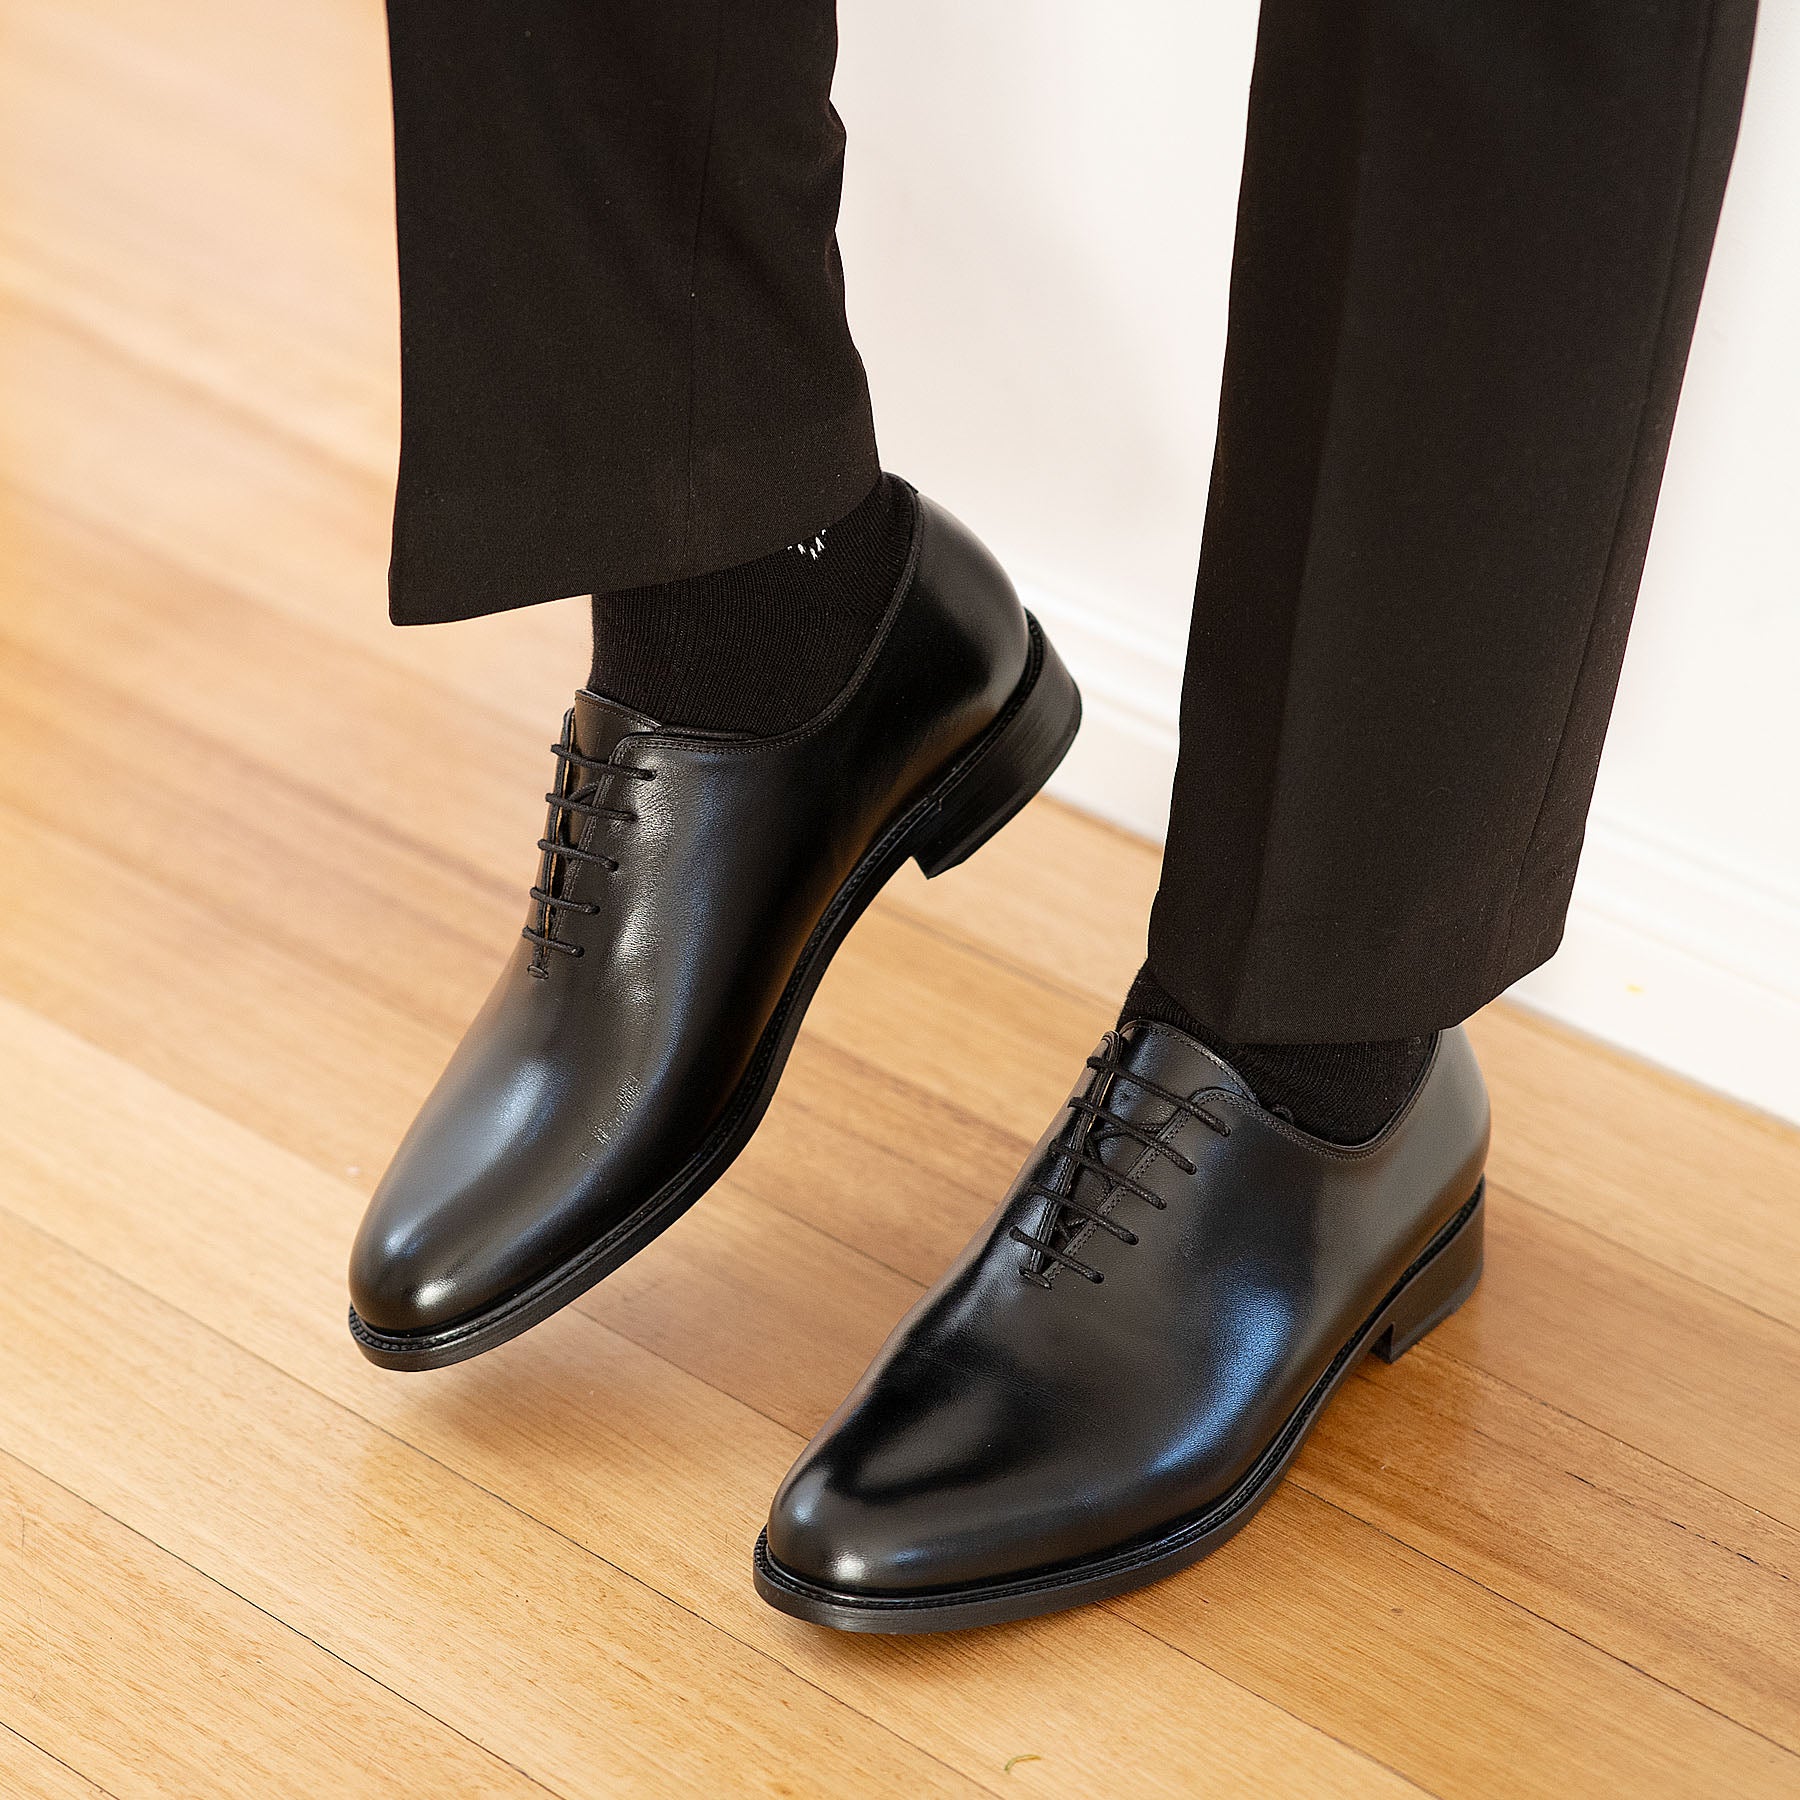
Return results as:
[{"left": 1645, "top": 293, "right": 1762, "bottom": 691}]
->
[
  {"left": 1009, "top": 1034, "right": 1231, "bottom": 1286},
  {"left": 522, "top": 721, "right": 655, "bottom": 971}
]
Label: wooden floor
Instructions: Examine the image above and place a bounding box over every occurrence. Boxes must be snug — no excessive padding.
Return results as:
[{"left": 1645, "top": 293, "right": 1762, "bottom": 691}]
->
[{"left": 2, "top": 2, "right": 1798, "bottom": 1795}]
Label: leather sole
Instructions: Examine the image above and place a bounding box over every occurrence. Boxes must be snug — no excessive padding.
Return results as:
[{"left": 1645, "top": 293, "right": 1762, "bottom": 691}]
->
[
  {"left": 348, "top": 615, "right": 1082, "bottom": 1371},
  {"left": 752, "top": 1181, "right": 1486, "bottom": 1633}
]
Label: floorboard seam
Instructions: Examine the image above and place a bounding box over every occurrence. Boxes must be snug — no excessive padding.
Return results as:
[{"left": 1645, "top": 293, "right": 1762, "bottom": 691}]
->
[
  {"left": 0, "top": 1448, "right": 568, "bottom": 1797},
  {"left": 0, "top": 1205, "right": 996, "bottom": 1800},
  {"left": 0, "top": 1718, "right": 120, "bottom": 1800},
  {"left": 1300, "top": 1487, "right": 1800, "bottom": 1762}
]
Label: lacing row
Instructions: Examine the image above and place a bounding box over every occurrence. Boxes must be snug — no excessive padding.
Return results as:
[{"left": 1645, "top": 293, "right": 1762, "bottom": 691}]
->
[
  {"left": 523, "top": 733, "right": 654, "bottom": 969},
  {"left": 1010, "top": 1035, "right": 1230, "bottom": 1286}
]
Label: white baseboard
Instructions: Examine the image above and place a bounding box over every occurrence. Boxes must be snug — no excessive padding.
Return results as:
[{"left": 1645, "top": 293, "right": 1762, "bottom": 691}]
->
[
  {"left": 1021, "top": 582, "right": 1800, "bottom": 1127},
  {"left": 1507, "top": 821, "right": 1800, "bottom": 1125},
  {"left": 1021, "top": 582, "right": 1183, "bottom": 842}
]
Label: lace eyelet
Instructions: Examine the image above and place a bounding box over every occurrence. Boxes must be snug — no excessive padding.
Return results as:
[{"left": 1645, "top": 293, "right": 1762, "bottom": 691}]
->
[
  {"left": 1015, "top": 1041, "right": 1229, "bottom": 1287},
  {"left": 522, "top": 735, "right": 653, "bottom": 959}
]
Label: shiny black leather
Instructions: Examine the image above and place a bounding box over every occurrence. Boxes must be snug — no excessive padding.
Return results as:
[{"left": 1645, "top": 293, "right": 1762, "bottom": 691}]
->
[
  {"left": 758, "top": 1020, "right": 1489, "bottom": 1627},
  {"left": 349, "top": 494, "right": 1078, "bottom": 1367}
]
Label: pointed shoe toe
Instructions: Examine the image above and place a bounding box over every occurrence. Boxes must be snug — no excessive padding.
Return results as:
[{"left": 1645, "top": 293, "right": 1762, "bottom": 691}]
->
[{"left": 347, "top": 1226, "right": 457, "bottom": 1339}]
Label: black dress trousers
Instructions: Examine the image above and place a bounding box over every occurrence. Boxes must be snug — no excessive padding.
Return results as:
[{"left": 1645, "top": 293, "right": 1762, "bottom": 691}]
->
[{"left": 383, "top": 0, "right": 1759, "bottom": 1042}]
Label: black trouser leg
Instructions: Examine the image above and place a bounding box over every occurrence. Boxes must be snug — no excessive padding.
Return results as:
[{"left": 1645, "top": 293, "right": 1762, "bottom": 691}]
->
[
  {"left": 1149, "top": 0, "right": 1760, "bottom": 1041},
  {"left": 386, "top": 1, "right": 1758, "bottom": 1041},
  {"left": 383, "top": 0, "right": 876, "bottom": 624}
]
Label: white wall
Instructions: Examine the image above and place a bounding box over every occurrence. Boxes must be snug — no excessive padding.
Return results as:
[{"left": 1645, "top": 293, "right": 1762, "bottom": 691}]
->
[{"left": 835, "top": 1, "right": 1800, "bottom": 1124}]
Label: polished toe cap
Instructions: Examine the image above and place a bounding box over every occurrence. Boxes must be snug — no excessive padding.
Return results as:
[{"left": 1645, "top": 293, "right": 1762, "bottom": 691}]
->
[
  {"left": 347, "top": 1152, "right": 573, "bottom": 1336},
  {"left": 346, "top": 1211, "right": 483, "bottom": 1335},
  {"left": 763, "top": 1365, "right": 1120, "bottom": 1596},
  {"left": 764, "top": 1460, "right": 956, "bottom": 1595}
]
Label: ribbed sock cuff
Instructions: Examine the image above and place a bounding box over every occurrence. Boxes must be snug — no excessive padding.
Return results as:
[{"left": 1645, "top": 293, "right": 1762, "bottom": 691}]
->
[
  {"left": 588, "top": 475, "right": 914, "bottom": 734},
  {"left": 1120, "top": 963, "right": 1433, "bottom": 1145}
]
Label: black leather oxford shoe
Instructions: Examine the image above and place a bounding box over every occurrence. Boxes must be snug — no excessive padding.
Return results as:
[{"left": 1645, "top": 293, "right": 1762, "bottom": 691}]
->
[
  {"left": 756, "top": 1019, "right": 1490, "bottom": 1631},
  {"left": 348, "top": 494, "right": 1081, "bottom": 1369}
]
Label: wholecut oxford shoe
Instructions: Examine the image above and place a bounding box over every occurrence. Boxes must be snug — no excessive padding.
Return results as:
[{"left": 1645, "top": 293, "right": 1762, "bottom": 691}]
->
[
  {"left": 756, "top": 1019, "right": 1490, "bottom": 1631},
  {"left": 348, "top": 493, "right": 1081, "bottom": 1369}
]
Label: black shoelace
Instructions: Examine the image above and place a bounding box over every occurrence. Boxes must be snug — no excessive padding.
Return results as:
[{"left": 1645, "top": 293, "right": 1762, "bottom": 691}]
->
[
  {"left": 522, "top": 726, "right": 654, "bottom": 971},
  {"left": 1010, "top": 1034, "right": 1231, "bottom": 1286}
]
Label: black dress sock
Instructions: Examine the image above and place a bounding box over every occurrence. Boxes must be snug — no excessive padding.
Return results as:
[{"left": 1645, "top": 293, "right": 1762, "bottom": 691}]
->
[
  {"left": 1120, "top": 963, "right": 1433, "bottom": 1145},
  {"left": 588, "top": 475, "right": 914, "bottom": 734}
]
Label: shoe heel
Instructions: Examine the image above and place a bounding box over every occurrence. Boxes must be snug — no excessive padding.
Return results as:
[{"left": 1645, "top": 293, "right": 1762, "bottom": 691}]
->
[
  {"left": 911, "top": 616, "right": 1082, "bottom": 879},
  {"left": 1368, "top": 1184, "right": 1485, "bottom": 1364}
]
